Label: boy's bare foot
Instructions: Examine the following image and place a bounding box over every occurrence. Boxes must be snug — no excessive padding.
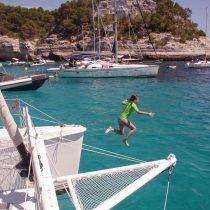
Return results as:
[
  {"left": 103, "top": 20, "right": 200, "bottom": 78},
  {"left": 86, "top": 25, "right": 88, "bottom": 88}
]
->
[
  {"left": 105, "top": 126, "right": 113, "bottom": 134},
  {"left": 123, "top": 139, "right": 129, "bottom": 146}
]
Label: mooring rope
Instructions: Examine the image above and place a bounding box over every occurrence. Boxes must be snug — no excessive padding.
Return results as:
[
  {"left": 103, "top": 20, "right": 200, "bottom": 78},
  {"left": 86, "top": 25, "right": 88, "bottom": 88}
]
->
[
  {"left": 163, "top": 166, "right": 173, "bottom": 210},
  {"left": 82, "top": 143, "right": 145, "bottom": 163}
]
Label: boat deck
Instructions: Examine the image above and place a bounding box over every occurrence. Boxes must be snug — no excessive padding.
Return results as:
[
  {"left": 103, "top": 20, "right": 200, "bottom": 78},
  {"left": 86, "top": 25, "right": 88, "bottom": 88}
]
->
[
  {"left": 0, "top": 188, "right": 36, "bottom": 210},
  {"left": 0, "top": 139, "right": 36, "bottom": 208},
  {"left": 0, "top": 144, "right": 29, "bottom": 191},
  {"left": 0, "top": 132, "right": 33, "bottom": 190}
]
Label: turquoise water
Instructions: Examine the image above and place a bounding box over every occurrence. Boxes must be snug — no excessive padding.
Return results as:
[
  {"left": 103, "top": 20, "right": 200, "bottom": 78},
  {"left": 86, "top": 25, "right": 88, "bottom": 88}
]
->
[{"left": 2, "top": 62, "right": 210, "bottom": 210}]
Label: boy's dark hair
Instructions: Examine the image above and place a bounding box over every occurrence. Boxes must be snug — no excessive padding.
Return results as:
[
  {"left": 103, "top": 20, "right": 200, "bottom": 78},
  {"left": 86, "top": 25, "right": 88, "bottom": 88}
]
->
[{"left": 129, "top": 95, "right": 138, "bottom": 101}]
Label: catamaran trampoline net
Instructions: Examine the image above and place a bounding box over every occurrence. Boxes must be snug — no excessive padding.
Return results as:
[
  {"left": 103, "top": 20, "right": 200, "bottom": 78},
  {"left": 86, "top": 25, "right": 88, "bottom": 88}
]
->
[
  {"left": 0, "top": 146, "right": 26, "bottom": 191},
  {"left": 70, "top": 164, "right": 158, "bottom": 210}
]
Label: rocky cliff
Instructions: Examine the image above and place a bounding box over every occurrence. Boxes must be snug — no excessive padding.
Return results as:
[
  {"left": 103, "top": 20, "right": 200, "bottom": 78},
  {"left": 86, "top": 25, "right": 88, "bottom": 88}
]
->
[
  {"left": 0, "top": 36, "right": 37, "bottom": 61},
  {"left": 1, "top": 33, "right": 210, "bottom": 61}
]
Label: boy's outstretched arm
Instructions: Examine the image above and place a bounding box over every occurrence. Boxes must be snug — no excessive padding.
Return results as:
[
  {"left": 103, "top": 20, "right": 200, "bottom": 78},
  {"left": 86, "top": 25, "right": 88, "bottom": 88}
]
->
[{"left": 136, "top": 109, "right": 155, "bottom": 117}]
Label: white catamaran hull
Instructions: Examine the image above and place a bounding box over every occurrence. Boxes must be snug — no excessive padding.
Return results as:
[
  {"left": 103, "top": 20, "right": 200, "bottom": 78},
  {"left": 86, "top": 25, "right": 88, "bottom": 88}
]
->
[
  {"left": 0, "top": 125, "right": 86, "bottom": 191},
  {"left": 59, "top": 64, "right": 159, "bottom": 78},
  {"left": 185, "top": 61, "right": 210, "bottom": 68}
]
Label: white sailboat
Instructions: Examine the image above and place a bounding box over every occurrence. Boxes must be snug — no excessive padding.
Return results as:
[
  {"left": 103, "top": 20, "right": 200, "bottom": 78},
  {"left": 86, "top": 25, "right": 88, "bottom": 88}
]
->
[
  {"left": 185, "top": 60, "right": 210, "bottom": 68},
  {"left": 30, "top": 58, "right": 55, "bottom": 66},
  {"left": 185, "top": 8, "right": 210, "bottom": 69},
  {"left": 59, "top": 0, "right": 159, "bottom": 78},
  {"left": 6, "top": 58, "right": 27, "bottom": 66},
  {"left": 0, "top": 92, "right": 176, "bottom": 209},
  {"left": 59, "top": 61, "right": 159, "bottom": 78},
  {"left": 184, "top": 54, "right": 210, "bottom": 68}
]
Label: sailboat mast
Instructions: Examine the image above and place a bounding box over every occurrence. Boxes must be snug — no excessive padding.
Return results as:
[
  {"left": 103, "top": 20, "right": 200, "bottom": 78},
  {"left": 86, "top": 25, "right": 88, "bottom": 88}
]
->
[
  {"left": 0, "top": 91, "right": 30, "bottom": 168},
  {"left": 92, "top": 0, "right": 96, "bottom": 53},
  {"left": 205, "top": 7, "right": 208, "bottom": 61},
  {"left": 135, "top": 0, "right": 158, "bottom": 60},
  {"left": 82, "top": 24, "right": 85, "bottom": 51},
  {"left": 97, "top": 5, "right": 101, "bottom": 55},
  {"left": 128, "top": 17, "right": 131, "bottom": 59},
  {"left": 114, "top": 0, "right": 118, "bottom": 63}
]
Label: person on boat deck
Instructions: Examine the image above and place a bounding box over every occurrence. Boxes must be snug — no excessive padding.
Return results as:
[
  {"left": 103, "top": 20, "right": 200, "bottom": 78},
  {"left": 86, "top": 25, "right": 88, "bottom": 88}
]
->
[
  {"left": 69, "top": 58, "right": 76, "bottom": 67},
  {"left": 105, "top": 95, "right": 155, "bottom": 146}
]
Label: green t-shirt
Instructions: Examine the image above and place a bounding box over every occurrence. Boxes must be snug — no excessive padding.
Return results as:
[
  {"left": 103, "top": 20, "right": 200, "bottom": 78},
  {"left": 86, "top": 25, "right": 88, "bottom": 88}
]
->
[{"left": 120, "top": 101, "right": 139, "bottom": 119}]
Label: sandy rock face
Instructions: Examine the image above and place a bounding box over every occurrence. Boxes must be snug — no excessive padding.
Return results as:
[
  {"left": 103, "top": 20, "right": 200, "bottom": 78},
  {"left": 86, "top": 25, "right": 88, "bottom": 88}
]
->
[
  {"left": 1, "top": 33, "right": 210, "bottom": 61},
  {"left": 0, "top": 36, "right": 36, "bottom": 61}
]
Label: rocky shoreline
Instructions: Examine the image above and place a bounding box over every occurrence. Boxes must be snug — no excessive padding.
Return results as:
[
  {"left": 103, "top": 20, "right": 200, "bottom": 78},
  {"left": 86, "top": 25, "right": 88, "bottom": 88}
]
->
[{"left": 0, "top": 33, "right": 210, "bottom": 62}]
